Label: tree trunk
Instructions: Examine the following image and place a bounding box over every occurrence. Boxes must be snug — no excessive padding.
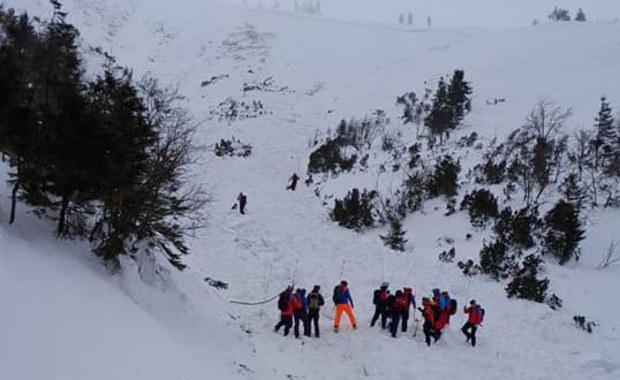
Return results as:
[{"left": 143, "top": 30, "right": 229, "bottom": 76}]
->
[
  {"left": 57, "top": 194, "right": 69, "bottom": 237},
  {"left": 9, "top": 178, "right": 19, "bottom": 225}
]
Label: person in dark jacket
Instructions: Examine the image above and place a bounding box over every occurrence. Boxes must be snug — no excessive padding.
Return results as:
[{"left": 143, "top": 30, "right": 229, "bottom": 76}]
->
[
  {"left": 237, "top": 192, "right": 247, "bottom": 214},
  {"left": 400, "top": 287, "right": 416, "bottom": 332},
  {"left": 389, "top": 290, "right": 407, "bottom": 338},
  {"left": 462, "top": 300, "right": 484, "bottom": 347},
  {"left": 274, "top": 287, "right": 294, "bottom": 336},
  {"left": 307, "top": 285, "right": 325, "bottom": 337},
  {"left": 370, "top": 282, "right": 390, "bottom": 329},
  {"left": 287, "top": 173, "right": 300, "bottom": 191},
  {"left": 292, "top": 288, "right": 309, "bottom": 338}
]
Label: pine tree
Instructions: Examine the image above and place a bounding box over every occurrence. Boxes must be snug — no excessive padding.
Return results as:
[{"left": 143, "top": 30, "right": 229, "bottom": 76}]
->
[
  {"left": 424, "top": 77, "right": 452, "bottom": 143},
  {"left": 447, "top": 69, "right": 472, "bottom": 127},
  {"left": 575, "top": 8, "right": 587, "bottom": 22},
  {"left": 380, "top": 215, "right": 407, "bottom": 251},
  {"left": 560, "top": 173, "right": 586, "bottom": 210},
  {"left": 591, "top": 97, "right": 616, "bottom": 173},
  {"left": 543, "top": 200, "right": 585, "bottom": 264}
]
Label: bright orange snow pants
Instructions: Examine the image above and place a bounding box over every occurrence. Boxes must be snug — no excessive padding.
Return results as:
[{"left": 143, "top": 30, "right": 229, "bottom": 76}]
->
[{"left": 334, "top": 304, "right": 357, "bottom": 328}]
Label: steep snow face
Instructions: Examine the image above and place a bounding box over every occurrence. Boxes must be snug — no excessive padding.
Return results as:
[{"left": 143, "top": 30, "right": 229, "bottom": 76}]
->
[{"left": 2, "top": 0, "right": 620, "bottom": 380}]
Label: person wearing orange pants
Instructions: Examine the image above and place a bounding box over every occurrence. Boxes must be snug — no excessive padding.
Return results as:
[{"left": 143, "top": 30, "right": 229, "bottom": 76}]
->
[{"left": 332, "top": 280, "right": 357, "bottom": 332}]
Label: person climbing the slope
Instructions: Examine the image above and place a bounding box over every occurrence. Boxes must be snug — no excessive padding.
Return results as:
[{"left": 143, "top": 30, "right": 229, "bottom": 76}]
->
[
  {"left": 292, "top": 288, "right": 310, "bottom": 338},
  {"left": 286, "top": 173, "right": 300, "bottom": 191},
  {"left": 333, "top": 280, "right": 357, "bottom": 332},
  {"left": 462, "top": 300, "right": 484, "bottom": 347},
  {"left": 274, "top": 286, "right": 294, "bottom": 336},
  {"left": 236, "top": 192, "right": 247, "bottom": 214},
  {"left": 370, "top": 282, "right": 390, "bottom": 329},
  {"left": 307, "top": 285, "right": 325, "bottom": 338}
]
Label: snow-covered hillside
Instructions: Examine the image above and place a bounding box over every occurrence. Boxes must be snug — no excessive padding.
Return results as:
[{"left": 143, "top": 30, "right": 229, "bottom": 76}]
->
[{"left": 2, "top": 0, "right": 620, "bottom": 379}]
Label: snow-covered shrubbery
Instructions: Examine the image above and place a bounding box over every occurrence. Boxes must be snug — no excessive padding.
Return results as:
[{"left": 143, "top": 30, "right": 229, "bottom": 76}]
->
[
  {"left": 331, "top": 188, "right": 376, "bottom": 230},
  {"left": 214, "top": 137, "right": 253, "bottom": 157}
]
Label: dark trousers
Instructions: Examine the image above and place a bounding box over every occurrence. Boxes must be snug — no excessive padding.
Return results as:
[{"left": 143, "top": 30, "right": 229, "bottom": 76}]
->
[
  {"left": 275, "top": 315, "right": 292, "bottom": 336},
  {"left": 370, "top": 305, "right": 387, "bottom": 329},
  {"left": 239, "top": 201, "right": 246, "bottom": 214},
  {"left": 462, "top": 322, "right": 478, "bottom": 346},
  {"left": 400, "top": 309, "right": 410, "bottom": 332},
  {"left": 389, "top": 310, "right": 401, "bottom": 337},
  {"left": 308, "top": 309, "right": 320, "bottom": 337},
  {"left": 294, "top": 310, "right": 309, "bottom": 338},
  {"left": 287, "top": 180, "right": 298, "bottom": 191},
  {"left": 423, "top": 321, "right": 441, "bottom": 346}
]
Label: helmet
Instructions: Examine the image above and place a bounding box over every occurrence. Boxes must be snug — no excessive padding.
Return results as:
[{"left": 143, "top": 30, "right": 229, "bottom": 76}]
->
[
  {"left": 341, "top": 280, "right": 348, "bottom": 286},
  {"left": 432, "top": 288, "right": 440, "bottom": 294},
  {"left": 313, "top": 285, "right": 320, "bottom": 292},
  {"left": 380, "top": 282, "right": 389, "bottom": 289},
  {"left": 470, "top": 299, "right": 476, "bottom": 305}
]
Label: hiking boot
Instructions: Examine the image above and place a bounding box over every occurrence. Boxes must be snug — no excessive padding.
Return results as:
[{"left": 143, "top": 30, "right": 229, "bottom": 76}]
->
[
  {"left": 333, "top": 326, "right": 339, "bottom": 333},
  {"left": 353, "top": 324, "right": 357, "bottom": 330}
]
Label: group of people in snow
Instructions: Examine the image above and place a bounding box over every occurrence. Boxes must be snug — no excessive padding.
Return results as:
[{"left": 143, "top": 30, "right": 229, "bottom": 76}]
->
[
  {"left": 233, "top": 173, "right": 300, "bottom": 215},
  {"left": 276, "top": 281, "right": 484, "bottom": 347}
]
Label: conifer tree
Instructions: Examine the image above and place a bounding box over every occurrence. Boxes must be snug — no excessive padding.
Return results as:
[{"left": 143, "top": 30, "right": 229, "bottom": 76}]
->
[
  {"left": 380, "top": 215, "right": 407, "bottom": 251},
  {"left": 543, "top": 200, "right": 585, "bottom": 264},
  {"left": 575, "top": 8, "right": 587, "bottom": 22}
]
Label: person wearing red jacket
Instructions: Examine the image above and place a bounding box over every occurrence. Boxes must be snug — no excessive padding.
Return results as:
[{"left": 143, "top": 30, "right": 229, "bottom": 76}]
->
[
  {"left": 418, "top": 297, "right": 440, "bottom": 346},
  {"left": 274, "top": 288, "right": 294, "bottom": 336},
  {"left": 462, "top": 299, "right": 484, "bottom": 347}
]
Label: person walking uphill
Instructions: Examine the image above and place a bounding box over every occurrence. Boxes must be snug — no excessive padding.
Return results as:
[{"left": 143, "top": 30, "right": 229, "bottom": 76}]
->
[
  {"left": 370, "top": 282, "right": 390, "bottom": 329},
  {"left": 332, "top": 280, "right": 357, "bottom": 332},
  {"left": 462, "top": 300, "right": 485, "bottom": 347},
  {"left": 292, "top": 288, "right": 310, "bottom": 338},
  {"left": 287, "top": 173, "right": 300, "bottom": 191},
  {"left": 237, "top": 192, "right": 247, "bottom": 214},
  {"left": 274, "top": 287, "right": 294, "bottom": 336},
  {"left": 307, "top": 285, "right": 325, "bottom": 337}
]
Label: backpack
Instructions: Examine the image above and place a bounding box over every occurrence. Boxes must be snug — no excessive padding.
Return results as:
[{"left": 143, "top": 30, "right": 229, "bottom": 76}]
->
[
  {"left": 332, "top": 286, "right": 342, "bottom": 304},
  {"left": 278, "top": 293, "right": 289, "bottom": 311},
  {"left": 308, "top": 293, "right": 321, "bottom": 309},
  {"left": 477, "top": 306, "right": 485, "bottom": 323},
  {"left": 449, "top": 299, "right": 458, "bottom": 315}
]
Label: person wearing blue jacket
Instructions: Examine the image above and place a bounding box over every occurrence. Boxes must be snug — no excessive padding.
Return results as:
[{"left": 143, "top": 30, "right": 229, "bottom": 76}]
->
[{"left": 332, "top": 280, "right": 357, "bottom": 332}]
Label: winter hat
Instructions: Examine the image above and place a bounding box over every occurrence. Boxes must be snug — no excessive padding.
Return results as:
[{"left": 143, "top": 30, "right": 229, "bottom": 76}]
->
[
  {"left": 380, "top": 282, "right": 389, "bottom": 289},
  {"left": 341, "top": 280, "right": 348, "bottom": 286},
  {"left": 470, "top": 299, "right": 476, "bottom": 305},
  {"left": 432, "top": 288, "right": 440, "bottom": 294},
  {"left": 395, "top": 290, "right": 403, "bottom": 297},
  {"left": 312, "top": 285, "right": 320, "bottom": 292}
]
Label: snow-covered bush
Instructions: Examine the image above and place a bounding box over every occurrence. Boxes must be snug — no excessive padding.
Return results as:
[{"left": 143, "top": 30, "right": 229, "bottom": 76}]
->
[
  {"left": 573, "top": 315, "right": 597, "bottom": 333},
  {"left": 307, "top": 137, "right": 358, "bottom": 176},
  {"left": 479, "top": 240, "right": 516, "bottom": 280},
  {"left": 505, "top": 254, "right": 549, "bottom": 302},
  {"left": 214, "top": 137, "right": 252, "bottom": 157},
  {"left": 461, "top": 188, "right": 499, "bottom": 227},
  {"left": 331, "top": 188, "right": 376, "bottom": 230},
  {"left": 426, "top": 155, "right": 461, "bottom": 198},
  {"left": 439, "top": 247, "right": 456, "bottom": 263},
  {"left": 548, "top": 7, "right": 571, "bottom": 22}
]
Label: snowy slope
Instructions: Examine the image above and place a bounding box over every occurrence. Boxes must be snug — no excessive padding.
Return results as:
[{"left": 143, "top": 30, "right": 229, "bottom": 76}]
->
[{"left": 2, "top": 0, "right": 620, "bottom": 379}]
